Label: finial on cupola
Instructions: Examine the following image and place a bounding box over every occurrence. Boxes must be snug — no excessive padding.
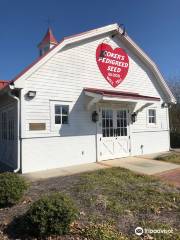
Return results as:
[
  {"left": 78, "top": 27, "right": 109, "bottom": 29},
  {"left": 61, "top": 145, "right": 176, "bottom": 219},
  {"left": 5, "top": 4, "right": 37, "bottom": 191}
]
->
[{"left": 38, "top": 27, "right": 58, "bottom": 56}]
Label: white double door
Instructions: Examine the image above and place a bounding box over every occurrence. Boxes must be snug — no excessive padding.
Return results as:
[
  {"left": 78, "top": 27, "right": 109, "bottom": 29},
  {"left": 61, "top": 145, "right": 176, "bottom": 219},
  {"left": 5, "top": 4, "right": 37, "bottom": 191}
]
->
[{"left": 98, "top": 107, "right": 130, "bottom": 161}]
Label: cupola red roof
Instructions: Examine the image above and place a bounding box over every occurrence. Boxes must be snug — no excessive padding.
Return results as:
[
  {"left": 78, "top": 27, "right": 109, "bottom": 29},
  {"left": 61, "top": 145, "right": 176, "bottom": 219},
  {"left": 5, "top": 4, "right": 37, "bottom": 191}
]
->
[{"left": 38, "top": 27, "right": 58, "bottom": 47}]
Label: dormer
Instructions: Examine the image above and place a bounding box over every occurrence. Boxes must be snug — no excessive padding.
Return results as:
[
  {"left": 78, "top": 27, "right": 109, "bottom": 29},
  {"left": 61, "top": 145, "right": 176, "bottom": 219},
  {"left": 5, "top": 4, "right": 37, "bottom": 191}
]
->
[{"left": 38, "top": 28, "right": 58, "bottom": 56}]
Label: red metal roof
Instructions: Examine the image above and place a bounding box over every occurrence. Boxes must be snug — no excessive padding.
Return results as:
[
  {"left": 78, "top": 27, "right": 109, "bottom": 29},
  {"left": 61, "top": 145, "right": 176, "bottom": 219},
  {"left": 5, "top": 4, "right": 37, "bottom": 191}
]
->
[
  {"left": 38, "top": 27, "right": 58, "bottom": 48},
  {"left": 0, "top": 40, "right": 62, "bottom": 91},
  {"left": 84, "top": 88, "right": 160, "bottom": 101},
  {"left": 0, "top": 25, "right": 114, "bottom": 90},
  {"left": 0, "top": 80, "right": 9, "bottom": 89},
  {"left": 0, "top": 25, "right": 169, "bottom": 102}
]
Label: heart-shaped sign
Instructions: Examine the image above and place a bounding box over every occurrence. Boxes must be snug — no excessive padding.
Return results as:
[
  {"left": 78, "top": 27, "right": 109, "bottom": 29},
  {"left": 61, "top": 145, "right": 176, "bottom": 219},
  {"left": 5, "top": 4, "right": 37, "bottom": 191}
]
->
[{"left": 96, "top": 43, "right": 129, "bottom": 87}]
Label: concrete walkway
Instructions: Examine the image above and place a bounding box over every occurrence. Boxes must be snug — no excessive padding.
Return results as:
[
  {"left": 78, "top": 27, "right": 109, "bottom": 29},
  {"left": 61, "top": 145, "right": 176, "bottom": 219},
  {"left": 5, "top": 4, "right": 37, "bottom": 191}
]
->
[
  {"left": 24, "top": 156, "right": 179, "bottom": 181},
  {"left": 104, "top": 157, "right": 179, "bottom": 175},
  {"left": 24, "top": 162, "right": 108, "bottom": 181}
]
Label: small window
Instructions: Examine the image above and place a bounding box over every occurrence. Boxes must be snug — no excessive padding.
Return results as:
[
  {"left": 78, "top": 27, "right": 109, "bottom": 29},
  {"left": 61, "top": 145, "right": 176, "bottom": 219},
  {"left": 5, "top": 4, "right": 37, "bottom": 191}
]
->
[
  {"left": 54, "top": 105, "right": 69, "bottom": 125},
  {"left": 50, "top": 101, "right": 70, "bottom": 131},
  {"left": 148, "top": 109, "right": 156, "bottom": 124}
]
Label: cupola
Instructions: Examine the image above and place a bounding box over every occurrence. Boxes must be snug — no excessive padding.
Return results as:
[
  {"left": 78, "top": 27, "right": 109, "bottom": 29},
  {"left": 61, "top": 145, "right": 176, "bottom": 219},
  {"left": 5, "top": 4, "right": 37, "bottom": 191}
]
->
[{"left": 38, "top": 28, "right": 58, "bottom": 56}]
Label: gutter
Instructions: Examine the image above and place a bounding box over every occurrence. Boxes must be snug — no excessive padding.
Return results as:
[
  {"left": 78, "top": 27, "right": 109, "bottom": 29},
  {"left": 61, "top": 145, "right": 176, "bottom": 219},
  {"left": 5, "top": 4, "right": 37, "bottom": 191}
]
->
[{"left": 8, "top": 84, "right": 21, "bottom": 173}]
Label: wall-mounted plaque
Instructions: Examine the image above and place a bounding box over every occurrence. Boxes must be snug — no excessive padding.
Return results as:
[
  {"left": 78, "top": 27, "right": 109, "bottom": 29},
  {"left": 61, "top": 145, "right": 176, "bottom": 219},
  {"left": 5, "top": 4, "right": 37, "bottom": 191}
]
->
[{"left": 29, "top": 123, "right": 46, "bottom": 131}]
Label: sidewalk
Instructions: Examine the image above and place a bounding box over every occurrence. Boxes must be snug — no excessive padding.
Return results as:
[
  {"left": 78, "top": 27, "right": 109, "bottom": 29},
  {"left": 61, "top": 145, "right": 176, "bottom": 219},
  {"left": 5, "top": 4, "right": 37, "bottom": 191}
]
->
[
  {"left": 24, "top": 156, "right": 180, "bottom": 181},
  {"left": 24, "top": 162, "right": 109, "bottom": 181},
  {"left": 104, "top": 156, "right": 179, "bottom": 175}
]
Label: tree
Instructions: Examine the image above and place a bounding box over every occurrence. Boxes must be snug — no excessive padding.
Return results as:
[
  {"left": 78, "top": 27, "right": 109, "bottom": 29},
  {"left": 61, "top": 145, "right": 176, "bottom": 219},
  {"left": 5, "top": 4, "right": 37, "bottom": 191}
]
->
[{"left": 167, "top": 77, "right": 180, "bottom": 147}]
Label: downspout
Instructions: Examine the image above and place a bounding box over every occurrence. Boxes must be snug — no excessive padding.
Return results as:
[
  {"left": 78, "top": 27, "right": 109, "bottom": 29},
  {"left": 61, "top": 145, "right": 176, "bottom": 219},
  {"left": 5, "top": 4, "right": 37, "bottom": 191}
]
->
[{"left": 8, "top": 85, "right": 21, "bottom": 173}]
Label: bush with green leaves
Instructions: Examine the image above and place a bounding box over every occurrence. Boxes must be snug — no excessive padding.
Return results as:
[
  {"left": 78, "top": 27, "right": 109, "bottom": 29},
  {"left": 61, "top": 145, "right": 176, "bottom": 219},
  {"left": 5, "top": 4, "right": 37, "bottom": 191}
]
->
[
  {"left": 0, "top": 172, "right": 28, "bottom": 208},
  {"left": 23, "top": 192, "right": 78, "bottom": 237}
]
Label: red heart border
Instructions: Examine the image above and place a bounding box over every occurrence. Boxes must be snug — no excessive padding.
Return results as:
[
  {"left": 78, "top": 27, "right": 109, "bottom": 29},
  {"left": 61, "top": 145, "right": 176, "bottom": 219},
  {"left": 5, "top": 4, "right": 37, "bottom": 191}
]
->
[{"left": 96, "top": 43, "right": 129, "bottom": 87}]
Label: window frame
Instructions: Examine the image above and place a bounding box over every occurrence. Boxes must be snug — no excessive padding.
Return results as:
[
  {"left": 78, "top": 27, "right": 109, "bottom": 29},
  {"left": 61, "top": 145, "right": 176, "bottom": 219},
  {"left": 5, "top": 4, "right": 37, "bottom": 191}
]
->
[
  {"left": 54, "top": 104, "right": 69, "bottom": 125},
  {"left": 101, "top": 109, "right": 128, "bottom": 138},
  {"left": 147, "top": 108, "right": 157, "bottom": 127},
  {"left": 50, "top": 101, "right": 70, "bottom": 131}
]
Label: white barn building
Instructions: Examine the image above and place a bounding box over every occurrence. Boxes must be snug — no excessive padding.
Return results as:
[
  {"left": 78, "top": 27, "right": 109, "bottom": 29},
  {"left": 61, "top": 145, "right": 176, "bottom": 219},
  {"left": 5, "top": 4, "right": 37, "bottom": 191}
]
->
[{"left": 0, "top": 23, "right": 176, "bottom": 173}]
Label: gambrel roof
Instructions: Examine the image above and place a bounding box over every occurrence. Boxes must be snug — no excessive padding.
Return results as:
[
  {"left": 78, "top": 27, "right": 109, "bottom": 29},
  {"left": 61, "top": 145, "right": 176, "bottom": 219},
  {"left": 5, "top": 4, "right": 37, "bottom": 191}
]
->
[{"left": 1, "top": 23, "right": 176, "bottom": 103}]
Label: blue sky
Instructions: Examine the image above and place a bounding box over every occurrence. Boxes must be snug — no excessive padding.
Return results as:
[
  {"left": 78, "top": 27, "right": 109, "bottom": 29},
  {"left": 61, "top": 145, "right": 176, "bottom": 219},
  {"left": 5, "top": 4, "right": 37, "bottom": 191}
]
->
[{"left": 0, "top": 0, "right": 180, "bottom": 81}]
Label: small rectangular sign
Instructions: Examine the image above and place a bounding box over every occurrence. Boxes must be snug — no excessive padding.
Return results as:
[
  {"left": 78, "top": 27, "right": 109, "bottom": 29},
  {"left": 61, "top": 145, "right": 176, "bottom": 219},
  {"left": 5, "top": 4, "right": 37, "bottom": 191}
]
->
[{"left": 29, "top": 123, "right": 46, "bottom": 131}]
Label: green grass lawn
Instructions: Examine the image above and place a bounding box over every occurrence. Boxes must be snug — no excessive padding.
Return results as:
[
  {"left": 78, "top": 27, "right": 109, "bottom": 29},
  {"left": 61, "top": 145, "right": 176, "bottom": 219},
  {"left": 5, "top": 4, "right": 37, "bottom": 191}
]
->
[
  {"left": 156, "top": 152, "right": 180, "bottom": 164},
  {"left": 70, "top": 167, "right": 180, "bottom": 239}
]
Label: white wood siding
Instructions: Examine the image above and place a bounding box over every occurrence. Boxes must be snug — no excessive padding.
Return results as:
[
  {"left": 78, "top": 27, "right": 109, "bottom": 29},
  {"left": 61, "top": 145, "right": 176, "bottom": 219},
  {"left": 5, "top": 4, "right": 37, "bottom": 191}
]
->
[
  {"left": 23, "top": 34, "right": 166, "bottom": 137},
  {"left": 20, "top": 33, "right": 170, "bottom": 171}
]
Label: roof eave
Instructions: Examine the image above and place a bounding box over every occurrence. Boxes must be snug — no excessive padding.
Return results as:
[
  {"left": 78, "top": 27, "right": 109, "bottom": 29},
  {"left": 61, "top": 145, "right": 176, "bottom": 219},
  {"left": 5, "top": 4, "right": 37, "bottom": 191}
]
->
[
  {"left": 12, "top": 23, "right": 119, "bottom": 88},
  {"left": 116, "top": 30, "right": 176, "bottom": 104}
]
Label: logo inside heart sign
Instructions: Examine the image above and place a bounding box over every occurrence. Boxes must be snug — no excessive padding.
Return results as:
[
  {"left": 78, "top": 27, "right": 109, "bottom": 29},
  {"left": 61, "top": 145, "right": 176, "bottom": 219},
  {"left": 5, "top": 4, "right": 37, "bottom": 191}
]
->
[{"left": 96, "top": 43, "right": 129, "bottom": 87}]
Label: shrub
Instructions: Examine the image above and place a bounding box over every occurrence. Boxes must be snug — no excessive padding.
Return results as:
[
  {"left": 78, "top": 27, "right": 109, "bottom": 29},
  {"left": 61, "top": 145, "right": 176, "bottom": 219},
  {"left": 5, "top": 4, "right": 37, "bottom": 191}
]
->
[
  {"left": 0, "top": 172, "right": 28, "bottom": 208},
  {"left": 23, "top": 192, "right": 78, "bottom": 237},
  {"left": 79, "top": 223, "right": 129, "bottom": 240}
]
